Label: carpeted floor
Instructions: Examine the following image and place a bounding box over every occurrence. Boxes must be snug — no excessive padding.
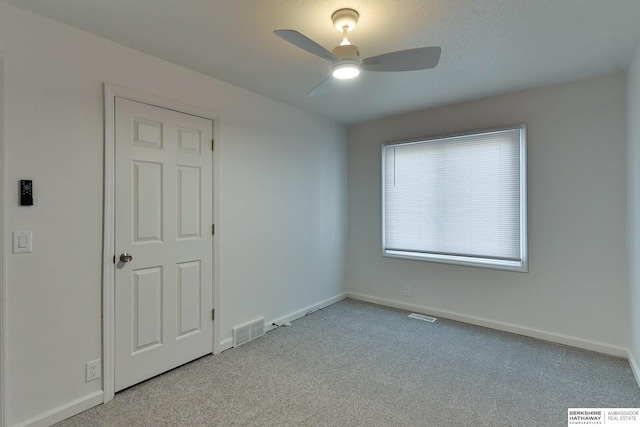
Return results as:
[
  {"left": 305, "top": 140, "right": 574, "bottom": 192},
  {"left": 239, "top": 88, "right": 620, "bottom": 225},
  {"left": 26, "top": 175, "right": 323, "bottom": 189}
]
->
[{"left": 55, "top": 298, "right": 640, "bottom": 426}]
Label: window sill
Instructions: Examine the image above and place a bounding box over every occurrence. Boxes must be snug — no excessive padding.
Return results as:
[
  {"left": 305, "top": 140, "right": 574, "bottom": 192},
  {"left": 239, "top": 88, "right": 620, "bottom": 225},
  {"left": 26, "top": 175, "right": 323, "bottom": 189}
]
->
[{"left": 383, "top": 249, "right": 528, "bottom": 272}]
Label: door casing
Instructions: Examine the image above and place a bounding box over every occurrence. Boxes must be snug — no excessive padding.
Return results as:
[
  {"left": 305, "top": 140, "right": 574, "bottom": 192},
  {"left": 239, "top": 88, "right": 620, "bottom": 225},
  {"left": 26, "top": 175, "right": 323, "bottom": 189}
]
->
[
  {"left": 103, "top": 84, "right": 220, "bottom": 403},
  {"left": 0, "top": 55, "right": 7, "bottom": 427}
]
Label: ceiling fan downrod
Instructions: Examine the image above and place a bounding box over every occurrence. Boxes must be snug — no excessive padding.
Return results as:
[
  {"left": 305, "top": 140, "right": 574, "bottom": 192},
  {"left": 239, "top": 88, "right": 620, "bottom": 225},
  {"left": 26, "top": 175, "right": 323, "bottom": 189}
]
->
[{"left": 340, "top": 26, "right": 351, "bottom": 46}]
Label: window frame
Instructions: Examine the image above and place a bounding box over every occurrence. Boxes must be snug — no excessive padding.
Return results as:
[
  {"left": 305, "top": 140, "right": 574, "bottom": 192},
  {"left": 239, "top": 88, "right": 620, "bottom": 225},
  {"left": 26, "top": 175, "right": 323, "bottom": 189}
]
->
[{"left": 381, "top": 124, "right": 528, "bottom": 272}]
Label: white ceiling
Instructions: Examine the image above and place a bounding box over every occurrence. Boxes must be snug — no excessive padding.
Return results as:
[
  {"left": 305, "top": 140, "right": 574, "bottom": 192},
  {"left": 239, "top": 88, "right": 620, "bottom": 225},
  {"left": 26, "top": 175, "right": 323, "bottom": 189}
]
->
[{"left": 6, "top": 0, "right": 640, "bottom": 124}]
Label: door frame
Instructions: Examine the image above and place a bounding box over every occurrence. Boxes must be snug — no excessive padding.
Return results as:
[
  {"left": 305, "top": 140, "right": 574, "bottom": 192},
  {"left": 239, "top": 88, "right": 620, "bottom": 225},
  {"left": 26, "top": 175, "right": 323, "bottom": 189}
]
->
[
  {"left": 0, "top": 55, "right": 7, "bottom": 427},
  {"left": 102, "top": 84, "right": 219, "bottom": 403}
]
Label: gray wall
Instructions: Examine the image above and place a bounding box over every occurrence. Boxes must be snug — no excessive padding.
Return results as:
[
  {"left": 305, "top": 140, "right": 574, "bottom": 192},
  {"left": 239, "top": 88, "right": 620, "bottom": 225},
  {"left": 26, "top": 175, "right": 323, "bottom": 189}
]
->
[
  {"left": 347, "top": 73, "right": 629, "bottom": 355},
  {"left": 0, "top": 3, "right": 347, "bottom": 425}
]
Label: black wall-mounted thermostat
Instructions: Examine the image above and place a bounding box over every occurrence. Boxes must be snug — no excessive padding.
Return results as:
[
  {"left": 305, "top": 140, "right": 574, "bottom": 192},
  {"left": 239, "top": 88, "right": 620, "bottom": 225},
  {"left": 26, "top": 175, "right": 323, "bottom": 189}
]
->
[{"left": 20, "top": 180, "right": 33, "bottom": 206}]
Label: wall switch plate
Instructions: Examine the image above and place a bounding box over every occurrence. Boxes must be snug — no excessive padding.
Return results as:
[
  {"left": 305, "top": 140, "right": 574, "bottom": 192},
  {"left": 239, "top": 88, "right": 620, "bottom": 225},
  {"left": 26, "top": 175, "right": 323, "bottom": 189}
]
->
[
  {"left": 404, "top": 285, "right": 411, "bottom": 296},
  {"left": 12, "top": 230, "right": 32, "bottom": 254},
  {"left": 86, "top": 359, "right": 101, "bottom": 382}
]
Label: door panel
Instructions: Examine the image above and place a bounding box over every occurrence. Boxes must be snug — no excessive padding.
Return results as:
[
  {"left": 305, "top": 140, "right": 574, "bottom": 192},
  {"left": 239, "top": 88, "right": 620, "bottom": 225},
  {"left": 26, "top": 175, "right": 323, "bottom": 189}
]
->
[
  {"left": 133, "top": 161, "right": 163, "bottom": 242},
  {"left": 114, "top": 97, "right": 213, "bottom": 392},
  {"left": 177, "top": 166, "right": 201, "bottom": 238},
  {"left": 132, "top": 266, "right": 163, "bottom": 353},
  {"left": 177, "top": 260, "right": 201, "bottom": 337}
]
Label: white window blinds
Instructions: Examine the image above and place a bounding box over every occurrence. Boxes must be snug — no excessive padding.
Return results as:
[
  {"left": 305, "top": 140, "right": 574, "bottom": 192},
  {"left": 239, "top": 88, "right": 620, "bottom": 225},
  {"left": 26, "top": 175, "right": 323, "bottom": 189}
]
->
[{"left": 382, "top": 126, "right": 527, "bottom": 271}]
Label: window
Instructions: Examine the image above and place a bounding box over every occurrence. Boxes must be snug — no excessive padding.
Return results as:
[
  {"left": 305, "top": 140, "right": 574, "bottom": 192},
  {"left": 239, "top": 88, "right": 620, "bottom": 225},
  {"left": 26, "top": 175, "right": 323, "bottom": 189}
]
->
[{"left": 382, "top": 125, "right": 527, "bottom": 271}]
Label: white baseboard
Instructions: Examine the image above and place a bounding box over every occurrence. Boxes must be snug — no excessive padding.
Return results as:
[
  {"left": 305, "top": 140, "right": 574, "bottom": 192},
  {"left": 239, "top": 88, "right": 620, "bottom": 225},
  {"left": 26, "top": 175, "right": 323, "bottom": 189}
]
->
[
  {"left": 629, "top": 350, "right": 640, "bottom": 390},
  {"left": 219, "top": 292, "right": 348, "bottom": 351},
  {"left": 347, "top": 292, "right": 628, "bottom": 358},
  {"left": 12, "top": 391, "right": 103, "bottom": 427},
  {"left": 219, "top": 338, "right": 233, "bottom": 352},
  {"left": 265, "top": 293, "right": 347, "bottom": 332}
]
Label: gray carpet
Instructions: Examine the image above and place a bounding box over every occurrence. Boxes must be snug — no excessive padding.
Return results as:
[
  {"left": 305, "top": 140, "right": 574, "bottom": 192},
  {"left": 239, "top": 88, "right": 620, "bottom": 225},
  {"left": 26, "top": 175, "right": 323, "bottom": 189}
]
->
[{"left": 56, "top": 298, "right": 640, "bottom": 426}]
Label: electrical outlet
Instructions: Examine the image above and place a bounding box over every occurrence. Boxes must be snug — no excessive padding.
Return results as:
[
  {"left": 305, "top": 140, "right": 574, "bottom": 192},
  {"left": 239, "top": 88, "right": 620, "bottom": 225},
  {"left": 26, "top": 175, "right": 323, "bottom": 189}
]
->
[
  {"left": 404, "top": 285, "right": 411, "bottom": 296},
  {"left": 86, "top": 359, "right": 101, "bottom": 382}
]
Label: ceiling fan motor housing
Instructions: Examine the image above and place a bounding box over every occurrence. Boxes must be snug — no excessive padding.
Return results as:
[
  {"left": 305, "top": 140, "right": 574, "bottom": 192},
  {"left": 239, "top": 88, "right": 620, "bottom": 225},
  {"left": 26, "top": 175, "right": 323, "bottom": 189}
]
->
[{"left": 332, "top": 44, "right": 360, "bottom": 62}]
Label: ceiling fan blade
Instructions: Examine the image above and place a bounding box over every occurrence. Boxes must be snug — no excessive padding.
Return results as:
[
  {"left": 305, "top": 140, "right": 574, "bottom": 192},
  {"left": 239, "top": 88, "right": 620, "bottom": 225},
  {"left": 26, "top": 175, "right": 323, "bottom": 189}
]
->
[
  {"left": 362, "top": 46, "right": 441, "bottom": 72},
  {"left": 307, "top": 76, "right": 335, "bottom": 97},
  {"left": 274, "top": 30, "right": 339, "bottom": 62}
]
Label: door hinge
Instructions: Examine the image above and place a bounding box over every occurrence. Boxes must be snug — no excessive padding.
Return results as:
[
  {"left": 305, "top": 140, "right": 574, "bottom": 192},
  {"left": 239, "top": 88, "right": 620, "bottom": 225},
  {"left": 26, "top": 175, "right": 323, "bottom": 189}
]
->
[
  {"left": 212, "top": 139, "right": 215, "bottom": 151},
  {"left": 212, "top": 309, "right": 215, "bottom": 320},
  {"left": 212, "top": 224, "right": 215, "bottom": 235}
]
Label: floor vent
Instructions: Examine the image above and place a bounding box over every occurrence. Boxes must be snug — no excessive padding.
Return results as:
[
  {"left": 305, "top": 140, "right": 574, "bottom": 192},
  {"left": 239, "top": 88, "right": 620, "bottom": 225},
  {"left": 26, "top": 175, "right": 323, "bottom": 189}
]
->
[
  {"left": 409, "top": 313, "right": 437, "bottom": 323},
  {"left": 233, "top": 318, "right": 265, "bottom": 347}
]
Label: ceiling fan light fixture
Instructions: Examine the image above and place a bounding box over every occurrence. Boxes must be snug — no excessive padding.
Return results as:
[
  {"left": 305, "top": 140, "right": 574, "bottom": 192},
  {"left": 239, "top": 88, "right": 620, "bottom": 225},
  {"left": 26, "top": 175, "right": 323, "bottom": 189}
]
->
[
  {"left": 332, "top": 62, "right": 361, "bottom": 79},
  {"left": 273, "top": 7, "right": 441, "bottom": 96}
]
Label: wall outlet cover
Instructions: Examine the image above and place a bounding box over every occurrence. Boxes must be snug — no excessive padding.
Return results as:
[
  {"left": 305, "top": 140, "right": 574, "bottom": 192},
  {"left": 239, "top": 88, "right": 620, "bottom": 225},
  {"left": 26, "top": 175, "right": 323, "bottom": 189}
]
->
[{"left": 86, "top": 359, "right": 101, "bottom": 382}]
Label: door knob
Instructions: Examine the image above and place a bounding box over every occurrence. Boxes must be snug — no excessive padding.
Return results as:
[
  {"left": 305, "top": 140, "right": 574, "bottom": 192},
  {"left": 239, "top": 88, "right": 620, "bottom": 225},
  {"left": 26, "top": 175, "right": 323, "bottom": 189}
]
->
[{"left": 119, "top": 253, "right": 133, "bottom": 263}]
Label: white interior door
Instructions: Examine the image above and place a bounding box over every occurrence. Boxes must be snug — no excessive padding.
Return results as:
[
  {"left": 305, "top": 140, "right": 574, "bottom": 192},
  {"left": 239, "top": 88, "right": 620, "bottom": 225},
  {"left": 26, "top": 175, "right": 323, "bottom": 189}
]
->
[{"left": 114, "top": 97, "right": 213, "bottom": 392}]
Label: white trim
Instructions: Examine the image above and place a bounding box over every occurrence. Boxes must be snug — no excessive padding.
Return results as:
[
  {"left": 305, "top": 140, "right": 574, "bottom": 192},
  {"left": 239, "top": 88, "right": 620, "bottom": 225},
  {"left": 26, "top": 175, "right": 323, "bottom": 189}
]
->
[
  {"left": 629, "top": 350, "right": 640, "bottom": 390},
  {"left": 382, "top": 250, "right": 526, "bottom": 272},
  {"left": 102, "top": 84, "right": 219, "bottom": 403},
  {"left": 0, "top": 54, "right": 7, "bottom": 427},
  {"left": 11, "top": 391, "right": 103, "bottom": 427},
  {"left": 212, "top": 107, "right": 221, "bottom": 357},
  {"left": 347, "top": 292, "right": 628, "bottom": 357},
  {"left": 102, "top": 84, "right": 116, "bottom": 404},
  {"left": 263, "top": 293, "right": 347, "bottom": 334},
  {"left": 219, "top": 338, "right": 234, "bottom": 352},
  {"left": 219, "top": 293, "right": 348, "bottom": 353}
]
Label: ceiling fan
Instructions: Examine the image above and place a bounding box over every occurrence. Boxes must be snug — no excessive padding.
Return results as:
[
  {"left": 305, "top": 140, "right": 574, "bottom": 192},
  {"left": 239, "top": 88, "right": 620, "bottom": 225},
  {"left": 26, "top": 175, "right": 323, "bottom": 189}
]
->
[{"left": 274, "top": 8, "right": 441, "bottom": 97}]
